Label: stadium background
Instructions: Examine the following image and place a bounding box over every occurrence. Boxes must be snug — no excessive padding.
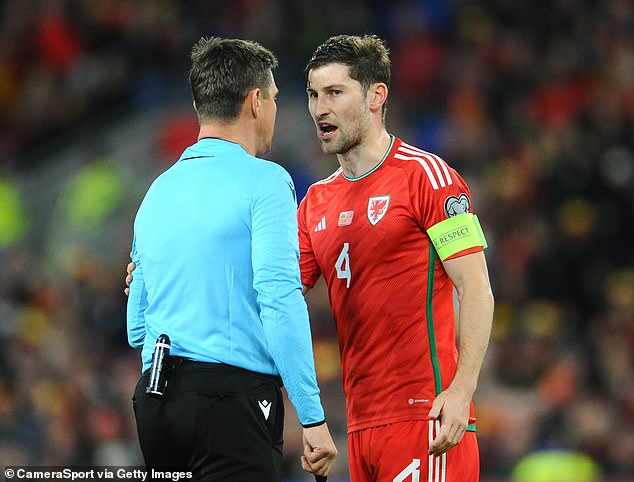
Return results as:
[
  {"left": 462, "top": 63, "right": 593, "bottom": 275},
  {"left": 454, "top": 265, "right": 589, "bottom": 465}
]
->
[{"left": 0, "top": 0, "right": 632, "bottom": 480}]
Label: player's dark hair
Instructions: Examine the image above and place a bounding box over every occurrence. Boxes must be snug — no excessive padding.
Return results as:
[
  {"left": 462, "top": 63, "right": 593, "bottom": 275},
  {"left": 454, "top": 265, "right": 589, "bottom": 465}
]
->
[
  {"left": 305, "top": 35, "right": 391, "bottom": 119},
  {"left": 189, "top": 37, "right": 278, "bottom": 122}
]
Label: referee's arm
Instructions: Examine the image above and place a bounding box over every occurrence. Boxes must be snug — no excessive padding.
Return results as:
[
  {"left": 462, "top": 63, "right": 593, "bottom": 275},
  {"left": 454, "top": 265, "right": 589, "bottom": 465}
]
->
[
  {"left": 251, "top": 167, "right": 337, "bottom": 477},
  {"left": 251, "top": 168, "right": 323, "bottom": 424},
  {"left": 126, "top": 236, "right": 147, "bottom": 349}
]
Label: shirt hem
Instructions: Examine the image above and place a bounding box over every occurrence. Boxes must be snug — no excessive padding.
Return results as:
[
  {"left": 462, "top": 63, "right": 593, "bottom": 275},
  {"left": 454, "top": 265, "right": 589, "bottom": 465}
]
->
[{"left": 347, "top": 414, "right": 477, "bottom": 434}]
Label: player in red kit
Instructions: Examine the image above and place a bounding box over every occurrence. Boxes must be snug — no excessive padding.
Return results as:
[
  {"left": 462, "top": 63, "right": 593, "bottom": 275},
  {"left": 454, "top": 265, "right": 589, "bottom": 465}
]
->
[{"left": 300, "top": 35, "right": 494, "bottom": 481}]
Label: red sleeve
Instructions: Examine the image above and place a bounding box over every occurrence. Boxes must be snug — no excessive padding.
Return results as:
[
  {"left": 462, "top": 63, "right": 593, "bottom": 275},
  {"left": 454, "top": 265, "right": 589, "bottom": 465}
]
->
[
  {"left": 410, "top": 153, "right": 484, "bottom": 258},
  {"left": 297, "top": 195, "right": 321, "bottom": 288}
]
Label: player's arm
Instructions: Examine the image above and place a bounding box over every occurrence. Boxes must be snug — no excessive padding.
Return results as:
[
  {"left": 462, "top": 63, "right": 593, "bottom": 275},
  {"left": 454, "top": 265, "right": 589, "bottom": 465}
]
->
[
  {"left": 428, "top": 250, "right": 494, "bottom": 455},
  {"left": 297, "top": 195, "right": 321, "bottom": 297},
  {"left": 126, "top": 237, "right": 148, "bottom": 348}
]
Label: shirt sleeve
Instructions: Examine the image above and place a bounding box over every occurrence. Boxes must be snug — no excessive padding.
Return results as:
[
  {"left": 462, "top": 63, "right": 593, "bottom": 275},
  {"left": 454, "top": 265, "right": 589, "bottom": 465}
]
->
[
  {"left": 412, "top": 157, "right": 484, "bottom": 259},
  {"left": 126, "top": 234, "right": 148, "bottom": 349},
  {"left": 251, "top": 166, "right": 325, "bottom": 426},
  {"left": 298, "top": 193, "right": 322, "bottom": 288}
]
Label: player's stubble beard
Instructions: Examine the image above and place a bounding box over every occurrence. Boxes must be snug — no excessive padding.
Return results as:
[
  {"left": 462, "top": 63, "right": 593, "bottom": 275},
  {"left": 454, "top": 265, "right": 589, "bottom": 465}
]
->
[{"left": 318, "top": 98, "right": 370, "bottom": 156}]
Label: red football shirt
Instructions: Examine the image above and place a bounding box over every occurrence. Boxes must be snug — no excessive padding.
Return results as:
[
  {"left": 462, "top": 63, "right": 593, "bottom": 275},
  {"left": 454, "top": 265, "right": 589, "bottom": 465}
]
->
[{"left": 298, "top": 136, "right": 482, "bottom": 432}]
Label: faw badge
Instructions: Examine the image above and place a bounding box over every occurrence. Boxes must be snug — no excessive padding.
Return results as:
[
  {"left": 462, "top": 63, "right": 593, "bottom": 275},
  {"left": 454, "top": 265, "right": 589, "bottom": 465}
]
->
[{"left": 367, "top": 195, "right": 390, "bottom": 225}]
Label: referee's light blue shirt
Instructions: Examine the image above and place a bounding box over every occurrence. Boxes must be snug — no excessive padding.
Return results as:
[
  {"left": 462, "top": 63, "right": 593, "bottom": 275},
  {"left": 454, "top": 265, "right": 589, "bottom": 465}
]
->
[{"left": 126, "top": 138, "right": 324, "bottom": 426}]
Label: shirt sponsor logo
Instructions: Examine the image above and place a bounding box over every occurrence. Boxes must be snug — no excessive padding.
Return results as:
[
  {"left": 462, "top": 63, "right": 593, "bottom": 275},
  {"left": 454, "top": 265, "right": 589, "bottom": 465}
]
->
[
  {"left": 444, "top": 193, "right": 470, "bottom": 217},
  {"left": 314, "top": 216, "right": 327, "bottom": 232},
  {"left": 338, "top": 210, "right": 354, "bottom": 226},
  {"left": 367, "top": 195, "right": 390, "bottom": 226}
]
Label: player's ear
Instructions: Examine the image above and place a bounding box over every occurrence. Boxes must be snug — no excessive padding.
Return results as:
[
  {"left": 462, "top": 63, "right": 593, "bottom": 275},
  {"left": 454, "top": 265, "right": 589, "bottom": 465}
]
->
[{"left": 369, "top": 83, "right": 388, "bottom": 114}]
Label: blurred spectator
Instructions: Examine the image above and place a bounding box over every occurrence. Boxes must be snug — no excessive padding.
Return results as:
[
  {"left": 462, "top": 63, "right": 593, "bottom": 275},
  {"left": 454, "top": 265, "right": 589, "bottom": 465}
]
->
[
  {"left": 511, "top": 449, "right": 601, "bottom": 482},
  {"left": 0, "top": 176, "right": 26, "bottom": 246}
]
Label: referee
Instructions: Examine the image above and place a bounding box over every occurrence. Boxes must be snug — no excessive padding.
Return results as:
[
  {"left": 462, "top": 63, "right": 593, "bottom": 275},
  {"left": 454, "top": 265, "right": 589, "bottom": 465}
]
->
[{"left": 126, "top": 37, "right": 337, "bottom": 481}]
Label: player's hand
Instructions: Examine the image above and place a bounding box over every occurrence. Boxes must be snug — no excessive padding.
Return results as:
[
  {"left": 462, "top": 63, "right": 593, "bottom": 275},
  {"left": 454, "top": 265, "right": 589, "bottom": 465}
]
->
[
  {"left": 427, "top": 385, "right": 471, "bottom": 456},
  {"left": 301, "top": 422, "right": 337, "bottom": 477},
  {"left": 124, "top": 252, "right": 136, "bottom": 296}
]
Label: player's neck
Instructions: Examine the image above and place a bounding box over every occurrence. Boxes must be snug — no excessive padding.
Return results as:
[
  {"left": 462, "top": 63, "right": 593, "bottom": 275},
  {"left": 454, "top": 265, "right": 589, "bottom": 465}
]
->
[{"left": 337, "top": 129, "right": 391, "bottom": 179}]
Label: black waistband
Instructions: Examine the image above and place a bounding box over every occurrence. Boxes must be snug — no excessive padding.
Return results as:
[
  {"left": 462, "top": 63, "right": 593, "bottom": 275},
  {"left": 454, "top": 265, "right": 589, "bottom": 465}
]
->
[{"left": 144, "top": 358, "right": 282, "bottom": 386}]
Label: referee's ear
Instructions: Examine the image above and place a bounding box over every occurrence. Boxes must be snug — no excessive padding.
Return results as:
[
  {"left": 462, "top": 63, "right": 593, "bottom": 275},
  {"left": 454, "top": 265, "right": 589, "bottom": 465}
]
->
[{"left": 248, "top": 88, "right": 261, "bottom": 118}]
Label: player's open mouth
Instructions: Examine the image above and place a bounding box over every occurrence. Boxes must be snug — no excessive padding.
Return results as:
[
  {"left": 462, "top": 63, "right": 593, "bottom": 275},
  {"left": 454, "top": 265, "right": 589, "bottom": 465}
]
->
[{"left": 318, "top": 122, "right": 338, "bottom": 140}]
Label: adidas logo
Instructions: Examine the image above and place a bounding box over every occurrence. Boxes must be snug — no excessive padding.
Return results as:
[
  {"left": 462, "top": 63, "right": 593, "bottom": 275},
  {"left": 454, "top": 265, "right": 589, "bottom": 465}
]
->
[
  {"left": 314, "top": 216, "right": 327, "bottom": 232},
  {"left": 258, "top": 400, "right": 271, "bottom": 420}
]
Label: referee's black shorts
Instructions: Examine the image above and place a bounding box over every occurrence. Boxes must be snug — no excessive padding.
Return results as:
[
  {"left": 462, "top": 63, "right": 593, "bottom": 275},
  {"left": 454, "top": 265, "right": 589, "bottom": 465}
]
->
[{"left": 132, "top": 359, "right": 285, "bottom": 481}]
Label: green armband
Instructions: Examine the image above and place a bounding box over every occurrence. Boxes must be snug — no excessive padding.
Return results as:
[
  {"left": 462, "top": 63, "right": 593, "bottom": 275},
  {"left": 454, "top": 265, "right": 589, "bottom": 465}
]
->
[{"left": 426, "top": 213, "right": 488, "bottom": 261}]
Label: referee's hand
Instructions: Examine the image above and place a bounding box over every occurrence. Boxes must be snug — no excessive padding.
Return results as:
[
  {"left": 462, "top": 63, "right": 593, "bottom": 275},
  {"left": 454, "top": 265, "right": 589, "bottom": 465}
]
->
[{"left": 301, "top": 422, "right": 337, "bottom": 478}]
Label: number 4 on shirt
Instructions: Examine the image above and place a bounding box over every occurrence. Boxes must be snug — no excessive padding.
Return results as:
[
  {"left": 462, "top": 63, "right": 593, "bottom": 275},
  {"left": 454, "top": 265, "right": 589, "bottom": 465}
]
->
[{"left": 335, "top": 243, "right": 351, "bottom": 288}]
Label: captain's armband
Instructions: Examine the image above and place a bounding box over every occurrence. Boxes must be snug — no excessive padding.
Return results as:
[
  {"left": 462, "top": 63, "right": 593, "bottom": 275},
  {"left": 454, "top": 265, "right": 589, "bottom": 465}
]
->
[{"left": 426, "top": 213, "right": 488, "bottom": 261}]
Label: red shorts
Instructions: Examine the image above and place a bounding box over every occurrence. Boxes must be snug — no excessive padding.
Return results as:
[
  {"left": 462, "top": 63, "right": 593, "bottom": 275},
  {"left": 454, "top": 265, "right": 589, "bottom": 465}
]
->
[{"left": 348, "top": 420, "right": 479, "bottom": 482}]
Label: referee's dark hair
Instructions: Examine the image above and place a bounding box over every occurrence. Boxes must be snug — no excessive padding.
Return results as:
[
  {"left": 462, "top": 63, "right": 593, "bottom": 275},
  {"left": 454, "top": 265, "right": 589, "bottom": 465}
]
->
[{"left": 190, "top": 37, "right": 278, "bottom": 123}]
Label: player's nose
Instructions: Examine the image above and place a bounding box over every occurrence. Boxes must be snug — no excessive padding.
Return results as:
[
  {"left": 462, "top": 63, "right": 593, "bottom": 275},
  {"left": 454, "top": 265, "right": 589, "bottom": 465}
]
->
[{"left": 313, "top": 96, "right": 331, "bottom": 117}]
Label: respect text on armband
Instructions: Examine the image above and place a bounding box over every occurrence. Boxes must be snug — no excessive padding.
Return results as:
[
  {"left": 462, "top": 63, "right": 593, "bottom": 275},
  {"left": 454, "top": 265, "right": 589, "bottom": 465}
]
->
[{"left": 432, "top": 225, "right": 471, "bottom": 248}]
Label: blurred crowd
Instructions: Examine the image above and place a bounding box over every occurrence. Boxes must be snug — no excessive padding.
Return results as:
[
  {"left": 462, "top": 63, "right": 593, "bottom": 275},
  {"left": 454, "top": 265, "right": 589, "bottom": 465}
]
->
[{"left": 1, "top": 0, "right": 633, "bottom": 480}]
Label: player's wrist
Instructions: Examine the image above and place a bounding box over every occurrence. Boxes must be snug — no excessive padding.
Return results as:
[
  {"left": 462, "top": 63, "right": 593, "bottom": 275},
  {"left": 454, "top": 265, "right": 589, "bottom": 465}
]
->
[{"left": 448, "top": 378, "right": 477, "bottom": 398}]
